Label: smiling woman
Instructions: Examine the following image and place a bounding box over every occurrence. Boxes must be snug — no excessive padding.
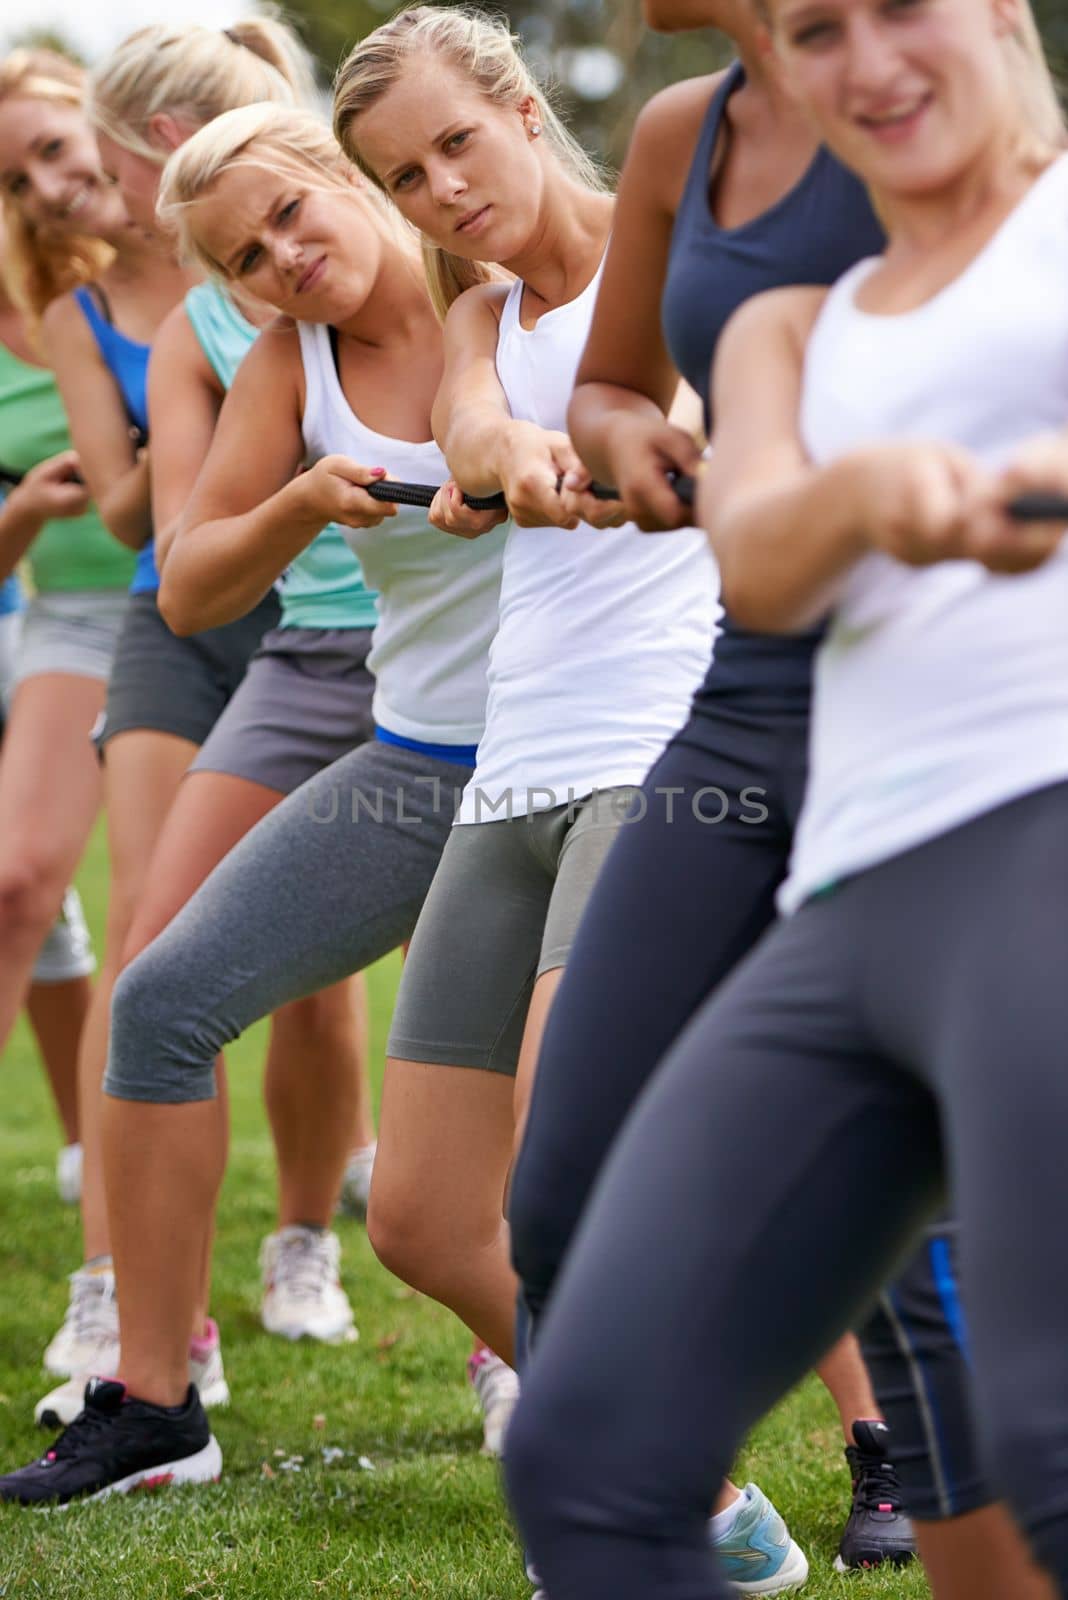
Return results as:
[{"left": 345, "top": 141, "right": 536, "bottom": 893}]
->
[{"left": 0, "top": 51, "right": 118, "bottom": 322}]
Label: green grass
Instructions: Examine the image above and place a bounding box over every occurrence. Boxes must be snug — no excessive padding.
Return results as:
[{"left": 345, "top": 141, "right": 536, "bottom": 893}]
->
[{"left": 0, "top": 822, "right": 932, "bottom": 1598}]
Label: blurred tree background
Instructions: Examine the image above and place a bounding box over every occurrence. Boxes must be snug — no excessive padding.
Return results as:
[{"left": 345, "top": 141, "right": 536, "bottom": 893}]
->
[{"left": 288, "top": 0, "right": 1066, "bottom": 169}]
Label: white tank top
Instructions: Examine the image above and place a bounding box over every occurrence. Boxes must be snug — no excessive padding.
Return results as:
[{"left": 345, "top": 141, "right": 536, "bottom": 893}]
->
[
  {"left": 781, "top": 151, "right": 1068, "bottom": 914},
  {"left": 455, "top": 262, "right": 717, "bottom": 823},
  {"left": 298, "top": 322, "right": 506, "bottom": 746}
]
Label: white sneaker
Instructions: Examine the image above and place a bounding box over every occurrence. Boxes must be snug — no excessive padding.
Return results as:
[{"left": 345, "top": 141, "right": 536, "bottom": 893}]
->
[
  {"left": 468, "top": 1346, "right": 519, "bottom": 1457},
  {"left": 43, "top": 1264, "right": 119, "bottom": 1378},
  {"left": 260, "top": 1227, "right": 357, "bottom": 1343},
  {"left": 337, "top": 1141, "right": 377, "bottom": 1221},
  {"left": 36, "top": 1321, "right": 232, "bottom": 1428},
  {"left": 190, "top": 1318, "right": 231, "bottom": 1409},
  {"left": 56, "top": 1142, "right": 83, "bottom": 1205}
]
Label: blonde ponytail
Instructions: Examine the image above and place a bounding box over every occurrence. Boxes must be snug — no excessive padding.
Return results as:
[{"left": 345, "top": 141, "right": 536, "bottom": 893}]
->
[{"left": 88, "top": 9, "right": 318, "bottom": 163}]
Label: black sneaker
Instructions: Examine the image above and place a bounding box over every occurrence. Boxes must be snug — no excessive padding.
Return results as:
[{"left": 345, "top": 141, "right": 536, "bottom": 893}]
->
[
  {"left": 0, "top": 1378, "right": 221, "bottom": 1506},
  {"left": 835, "top": 1419, "right": 916, "bottom": 1572}
]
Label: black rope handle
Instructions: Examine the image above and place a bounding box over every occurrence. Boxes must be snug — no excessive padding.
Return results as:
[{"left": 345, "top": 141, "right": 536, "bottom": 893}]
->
[
  {"left": 363, "top": 478, "right": 506, "bottom": 512},
  {"left": 0, "top": 461, "right": 86, "bottom": 491},
  {"left": 590, "top": 477, "right": 1068, "bottom": 523},
  {"left": 587, "top": 472, "right": 696, "bottom": 507},
  {"left": 1007, "top": 492, "right": 1068, "bottom": 522}
]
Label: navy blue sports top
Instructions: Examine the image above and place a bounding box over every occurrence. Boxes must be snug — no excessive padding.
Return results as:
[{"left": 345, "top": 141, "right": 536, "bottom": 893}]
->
[
  {"left": 661, "top": 62, "right": 885, "bottom": 712},
  {"left": 74, "top": 286, "right": 157, "bottom": 594}
]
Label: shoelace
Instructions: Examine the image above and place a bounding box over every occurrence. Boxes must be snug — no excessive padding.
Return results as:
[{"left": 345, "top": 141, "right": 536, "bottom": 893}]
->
[
  {"left": 272, "top": 1234, "right": 338, "bottom": 1305},
  {"left": 45, "top": 1401, "right": 118, "bottom": 1464},
  {"left": 65, "top": 1274, "right": 117, "bottom": 1344},
  {"left": 853, "top": 1454, "right": 904, "bottom": 1513}
]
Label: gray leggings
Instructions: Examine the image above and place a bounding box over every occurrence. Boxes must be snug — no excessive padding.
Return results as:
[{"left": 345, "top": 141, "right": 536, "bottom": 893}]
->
[
  {"left": 505, "top": 782, "right": 1068, "bottom": 1597},
  {"left": 105, "top": 741, "right": 467, "bottom": 1103}
]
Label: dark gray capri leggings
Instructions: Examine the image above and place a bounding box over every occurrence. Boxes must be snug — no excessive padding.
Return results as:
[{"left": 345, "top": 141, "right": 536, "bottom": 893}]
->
[
  {"left": 105, "top": 740, "right": 469, "bottom": 1104},
  {"left": 510, "top": 713, "right": 982, "bottom": 1518},
  {"left": 505, "top": 781, "right": 1068, "bottom": 1598}
]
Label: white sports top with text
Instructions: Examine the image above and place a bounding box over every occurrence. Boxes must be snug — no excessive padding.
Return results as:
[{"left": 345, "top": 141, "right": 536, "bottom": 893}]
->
[
  {"left": 781, "top": 151, "right": 1068, "bottom": 913},
  {"left": 298, "top": 321, "right": 506, "bottom": 746},
  {"left": 455, "top": 261, "right": 717, "bottom": 824}
]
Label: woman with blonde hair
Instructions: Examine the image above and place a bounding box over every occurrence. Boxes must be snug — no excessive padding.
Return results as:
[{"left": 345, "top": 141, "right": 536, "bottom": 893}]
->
[
  {"left": 0, "top": 100, "right": 510, "bottom": 1504},
  {"left": 0, "top": 49, "right": 139, "bottom": 1182},
  {"left": 503, "top": 1, "right": 1068, "bottom": 1595},
  {"left": 28, "top": 14, "right": 381, "bottom": 1432},
  {"left": 0, "top": 195, "right": 106, "bottom": 1206}
]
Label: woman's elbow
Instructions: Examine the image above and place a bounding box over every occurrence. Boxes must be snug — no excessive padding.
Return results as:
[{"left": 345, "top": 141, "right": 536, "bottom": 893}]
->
[
  {"left": 717, "top": 561, "right": 813, "bottom": 635},
  {"left": 156, "top": 569, "right": 200, "bottom": 636}
]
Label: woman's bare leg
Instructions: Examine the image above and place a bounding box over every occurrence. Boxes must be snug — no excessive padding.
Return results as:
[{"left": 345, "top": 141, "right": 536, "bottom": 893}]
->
[
  {"left": 0, "top": 674, "right": 104, "bottom": 1051},
  {"left": 25, "top": 976, "right": 91, "bottom": 1145}
]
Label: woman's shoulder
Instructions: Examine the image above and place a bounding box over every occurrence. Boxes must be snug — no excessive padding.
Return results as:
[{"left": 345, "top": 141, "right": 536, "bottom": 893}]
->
[
  {"left": 632, "top": 71, "right": 731, "bottom": 166},
  {"left": 39, "top": 288, "right": 98, "bottom": 359},
  {"left": 444, "top": 281, "right": 513, "bottom": 341}
]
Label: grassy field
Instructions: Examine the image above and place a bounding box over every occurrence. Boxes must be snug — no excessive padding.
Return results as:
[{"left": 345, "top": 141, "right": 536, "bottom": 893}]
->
[{"left": 0, "top": 822, "right": 933, "bottom": 1599}]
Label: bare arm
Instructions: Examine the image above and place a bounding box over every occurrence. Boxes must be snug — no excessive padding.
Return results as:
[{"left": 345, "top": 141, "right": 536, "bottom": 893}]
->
[
  {"left": 697, "top": 288, "right": 1046, "bottom": 630},
  {"left": 568, "top": 78, "right": 721, "bottom": 529},
  {"left": 41, "top": 295, "right": 150, "bottom": 551},
  {"left": 148, "top": 303, "right": 226, "bottom": 572},
  {"left": 697, "top": 288, "right": 868, "bottom": 633},
  {"left": 433, "top": 285, "right": 616, "bottom": 530},
  {"left": 160, "top": 327, "right": 393, "bottom": 635}
]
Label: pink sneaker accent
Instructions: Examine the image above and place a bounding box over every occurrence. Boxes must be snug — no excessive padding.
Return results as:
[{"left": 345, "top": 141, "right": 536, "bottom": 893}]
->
[{"left": 189, "top": 1318, "right": 219, "bottom": 1363}]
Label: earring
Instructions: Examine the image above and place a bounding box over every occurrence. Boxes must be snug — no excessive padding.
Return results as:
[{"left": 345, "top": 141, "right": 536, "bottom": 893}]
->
[{"left": 529, "top": 122, "right": 542, "bottom": 138}]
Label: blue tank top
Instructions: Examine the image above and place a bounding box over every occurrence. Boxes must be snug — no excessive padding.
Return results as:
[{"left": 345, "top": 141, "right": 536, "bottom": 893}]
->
[
  {"left": 0, "top": 572, "right": 22, "bottom": 618},
  {"left": 73, "top": 286, "right": 158, "bottom": 595},
  {"left": 183, "top": 283, "right": 378, "bottom": 631},
  {"left": 661, "top": 63, "right": 885, "bottom": 712}
]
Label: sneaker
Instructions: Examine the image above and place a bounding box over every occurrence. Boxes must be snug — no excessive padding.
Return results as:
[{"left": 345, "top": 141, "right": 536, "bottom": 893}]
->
[
  {"left": 55, "top": 1143, "right": 83, "bottom": 1206},
  {"left": 189, "top": 1318, "right": 230, "bottom": 1410},
  {"left": 43, "top": 1264, "right": 119, "bottom": 1379},
  {"left": 260, "top": 1227, "right": 357, "bottom": 1343},
  {"left": 0, "top": 1378, "right": 221, "bottom": 1506},
  {"left": 337, "top": 1141, "right": 377, "bottom": 1221},
  {"left": 35, "top": 1318, "right": 232, "bottom": 1429},
  {"left": 712, "top": 1483, "right": 809, "bottom": 1595},
  {"left": 834, "top": 1419, "right": 915, "bottom": 1572},
  {"left": 468, "top": 1345, "right": 519, "bottom": 1457}
]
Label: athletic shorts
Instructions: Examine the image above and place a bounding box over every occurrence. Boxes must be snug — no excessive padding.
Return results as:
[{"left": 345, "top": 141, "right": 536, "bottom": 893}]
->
[
  {"left": 95, "top": 590, "right": 280, "bottom": 752},
  {"left": 387, "top": 789, "right": 635, "bottom": 1075},
  {"left": 10, "top": 590, "right": 127, "bottom": 692},
  {"left": 189, "top": 625, "right": 375, "bottom": 795},
  {"left": 0, "top": 615, "right": 97, "bottom": 983}
]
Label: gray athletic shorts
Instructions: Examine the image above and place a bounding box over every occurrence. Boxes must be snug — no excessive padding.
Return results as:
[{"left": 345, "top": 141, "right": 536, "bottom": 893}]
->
[
  {"left": 387, "top": 789, "right": 635, "bottom": 1076},
  {"left": 0, "top": 614, "right": 96, "bottom": 982},
  {"left": 10, "top": 590, "right": 127, "bottom": 690},
  {"left": 96, "top": 589, "right": 279, "bottom": 751},
  {"left": 189, "top": 625, "right": 375, "bottom": 795}
]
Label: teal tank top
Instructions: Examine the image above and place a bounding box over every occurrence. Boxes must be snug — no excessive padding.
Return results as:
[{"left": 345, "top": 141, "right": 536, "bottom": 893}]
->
[{"left": 183, "top": 283, "right": 377, "bottom": 631}]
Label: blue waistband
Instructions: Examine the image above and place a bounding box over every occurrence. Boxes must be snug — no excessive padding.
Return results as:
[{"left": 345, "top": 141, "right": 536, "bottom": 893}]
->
[{"left": 375, "top": 725, "right": 478, "bottom": 768}]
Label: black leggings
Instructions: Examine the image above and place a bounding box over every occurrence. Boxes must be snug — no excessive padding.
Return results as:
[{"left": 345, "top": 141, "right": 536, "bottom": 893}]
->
[
  {"left": 506, "top": 783, "right": 1068, "bottom": 1597},
  {"left": 510, "top": 710, "right": 983, "bottom": 1516}
]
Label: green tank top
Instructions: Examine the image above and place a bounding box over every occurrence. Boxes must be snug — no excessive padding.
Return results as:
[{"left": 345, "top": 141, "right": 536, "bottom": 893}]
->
[
  {"left": 0, "top": 336, "right": 136, "bottom": 594},
  {"left": 183, "top": 283, "right": 378, "bottom": 631}
]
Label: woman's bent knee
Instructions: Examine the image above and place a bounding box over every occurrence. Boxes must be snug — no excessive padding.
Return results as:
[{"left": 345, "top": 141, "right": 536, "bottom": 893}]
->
[
  {"left": 105, "top": 947, "right": 218, "bottom": 1105},
  {"left": 0, "top": 858, "right": 68, "bottom": 951}
]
